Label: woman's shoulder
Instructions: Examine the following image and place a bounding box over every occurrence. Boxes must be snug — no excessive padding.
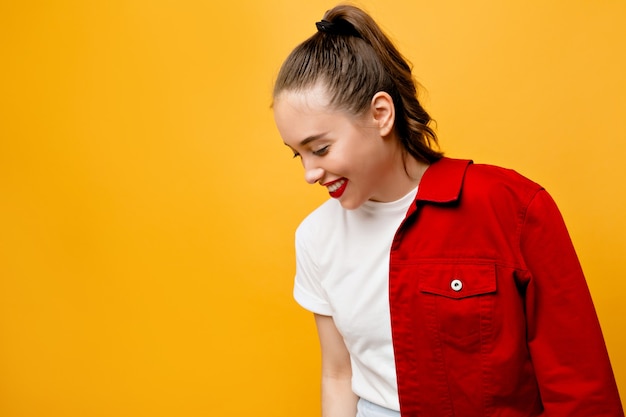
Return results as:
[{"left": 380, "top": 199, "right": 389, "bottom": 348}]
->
[
  {"left": 468, "top": 161, "right": 539, "bottom": 185},
  {"left": 463, "top": 160, "right": 545, "bottom": 207},
  {"left": 470, "top": 159, "right": 541, "bottom": 185},
  {"left": 295, "top": 198, "right": 344, "bottom": 240},
  {"left": 422, "top": 157, "right": 544, "bottom": 206}
]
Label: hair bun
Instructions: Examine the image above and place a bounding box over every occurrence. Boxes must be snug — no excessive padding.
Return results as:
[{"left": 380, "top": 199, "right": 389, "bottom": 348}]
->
[{"left": 315, "top": 19, "right": 361, "bottom": 38}]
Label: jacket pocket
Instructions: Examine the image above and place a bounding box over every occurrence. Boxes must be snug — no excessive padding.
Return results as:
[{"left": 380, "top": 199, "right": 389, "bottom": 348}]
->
[{"left": 418, "top": 262, "right": 497, "bottom": 349}]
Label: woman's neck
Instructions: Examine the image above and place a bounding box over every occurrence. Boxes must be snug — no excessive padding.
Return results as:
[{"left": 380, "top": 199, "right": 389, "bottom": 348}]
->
[{"left": 371, "top": 148, "right": 429, "bottom": 203}]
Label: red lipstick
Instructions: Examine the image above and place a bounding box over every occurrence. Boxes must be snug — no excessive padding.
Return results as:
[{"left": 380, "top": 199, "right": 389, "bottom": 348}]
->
[{"left": 324, "top": 178, "right": 348, "bottom": 199}]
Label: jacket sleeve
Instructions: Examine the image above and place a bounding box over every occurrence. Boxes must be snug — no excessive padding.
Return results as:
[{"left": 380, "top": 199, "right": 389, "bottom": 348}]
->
[{"left": 520, "top": 189, "right": 624, "bottom": 416}]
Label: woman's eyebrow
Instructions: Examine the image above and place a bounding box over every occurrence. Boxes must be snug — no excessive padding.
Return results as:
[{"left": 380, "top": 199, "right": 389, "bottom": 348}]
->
[{"left": 299, "top": 133, "right": 328, "bottom": 146}]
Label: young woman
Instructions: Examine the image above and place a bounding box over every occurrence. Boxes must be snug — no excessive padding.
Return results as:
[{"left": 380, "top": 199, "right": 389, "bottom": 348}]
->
[{"left": 272, "top": 5, "right": 623, "bottom": 417}]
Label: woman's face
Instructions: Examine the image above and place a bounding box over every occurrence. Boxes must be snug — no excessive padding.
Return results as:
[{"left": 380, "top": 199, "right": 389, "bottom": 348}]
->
[{"left": 273, "top": 85, "right": 398, "bottom": 210}]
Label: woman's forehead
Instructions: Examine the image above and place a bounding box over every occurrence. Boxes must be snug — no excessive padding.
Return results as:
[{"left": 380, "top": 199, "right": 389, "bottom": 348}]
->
[{"left": 275, "top": 84, "right": 332, "bottom": 111}]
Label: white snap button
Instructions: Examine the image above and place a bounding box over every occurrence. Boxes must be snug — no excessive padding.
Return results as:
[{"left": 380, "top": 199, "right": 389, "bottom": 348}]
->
[{"left": 451, "top": 279, "right": 463, "bottom": 292}]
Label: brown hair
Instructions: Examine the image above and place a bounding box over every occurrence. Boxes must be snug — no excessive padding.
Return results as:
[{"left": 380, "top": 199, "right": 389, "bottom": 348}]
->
[{"left": 273, "top": 4, "right": 443, "bottom": 164}]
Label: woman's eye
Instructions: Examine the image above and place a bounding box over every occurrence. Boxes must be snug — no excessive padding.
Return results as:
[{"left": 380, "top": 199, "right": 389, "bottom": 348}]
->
[{"left": 313, "top": 146, "right": 330, "bottom": 156}]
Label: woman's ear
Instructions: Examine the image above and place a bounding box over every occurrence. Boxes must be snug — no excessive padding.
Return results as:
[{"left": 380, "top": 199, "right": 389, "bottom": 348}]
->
[{"left": 370, "top": 91, "right": 395, "bottom": 137}]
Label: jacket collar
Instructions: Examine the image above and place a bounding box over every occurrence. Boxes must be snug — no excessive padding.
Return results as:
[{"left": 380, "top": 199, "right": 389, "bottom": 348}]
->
[{"left": 416, "top": 157, "right": 473, "bottom": 204}]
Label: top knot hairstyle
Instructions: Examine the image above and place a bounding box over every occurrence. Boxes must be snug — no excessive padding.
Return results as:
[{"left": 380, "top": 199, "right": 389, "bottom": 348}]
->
[{"left": 273, "top": 4, "right": 443, "bottom": 164}]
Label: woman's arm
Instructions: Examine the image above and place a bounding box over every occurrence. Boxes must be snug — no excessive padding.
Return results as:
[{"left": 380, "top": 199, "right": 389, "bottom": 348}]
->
[
  {"left": 314, "top": 313, "right": 358, "bottom": 417},
  {"left": 520, "top": 190, "right": 623, "bottom": 416}
]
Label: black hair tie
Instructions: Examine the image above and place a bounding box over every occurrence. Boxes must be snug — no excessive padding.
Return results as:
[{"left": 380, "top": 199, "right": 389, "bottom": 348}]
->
[{"left": 315, "top": 19, "right": 361, "bottom": 38}]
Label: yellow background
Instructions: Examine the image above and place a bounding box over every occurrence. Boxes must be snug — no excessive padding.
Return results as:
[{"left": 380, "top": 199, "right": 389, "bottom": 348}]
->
[{"left": 1, "top": 0, "right": 624, "bottom": 415}]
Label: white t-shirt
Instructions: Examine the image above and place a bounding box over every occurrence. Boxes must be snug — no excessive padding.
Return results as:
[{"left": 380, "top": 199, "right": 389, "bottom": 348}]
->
[{"left": 294, "top": 187, "right": 418, "bottom": 411}]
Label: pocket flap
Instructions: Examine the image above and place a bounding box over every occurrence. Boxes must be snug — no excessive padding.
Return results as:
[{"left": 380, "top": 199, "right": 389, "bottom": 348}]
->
[{"left": 418, "top": 263, "right": 496, "bottom": 299}]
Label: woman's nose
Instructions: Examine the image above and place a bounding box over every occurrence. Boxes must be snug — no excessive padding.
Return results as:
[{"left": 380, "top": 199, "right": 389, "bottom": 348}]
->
[{"left": 304, "top": 166, "right": 324, "bottom": 185}]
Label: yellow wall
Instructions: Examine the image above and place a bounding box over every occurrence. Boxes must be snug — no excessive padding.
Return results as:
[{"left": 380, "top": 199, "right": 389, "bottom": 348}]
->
[{"left": 1, "top": 1, "right": 624, "bottom": 415}]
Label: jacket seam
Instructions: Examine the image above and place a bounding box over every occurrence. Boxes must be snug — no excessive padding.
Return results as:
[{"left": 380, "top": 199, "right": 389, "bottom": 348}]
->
[{"left": 515, "top": 187, "right": 544, "bottom": 274}]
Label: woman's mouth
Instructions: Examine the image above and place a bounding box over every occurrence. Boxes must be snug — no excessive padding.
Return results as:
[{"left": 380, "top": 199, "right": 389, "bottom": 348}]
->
[{"left": 324, "top": 178, "right": 348, "bottom": 198}]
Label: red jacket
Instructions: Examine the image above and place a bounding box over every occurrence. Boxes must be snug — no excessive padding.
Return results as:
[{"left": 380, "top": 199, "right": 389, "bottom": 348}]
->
[{"left": 389, "top": 158, "right": 623, "bottom": 416}]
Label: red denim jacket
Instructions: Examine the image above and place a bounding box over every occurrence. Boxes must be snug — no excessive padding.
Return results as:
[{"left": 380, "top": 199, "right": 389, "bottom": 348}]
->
[{"left": 389, "top": 158, "right": 623, "bottom": 416}]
